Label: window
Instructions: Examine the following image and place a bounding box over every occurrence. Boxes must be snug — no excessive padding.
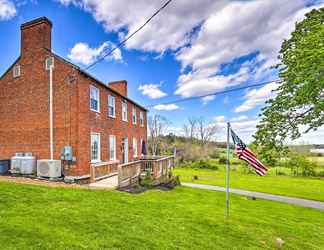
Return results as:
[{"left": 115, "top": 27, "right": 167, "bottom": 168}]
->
[
  {"left": 13, "top": 65, "right": 20, "bottom": 78},
  {"left": 45, "top": 57, "right": 54, "bottom": 70},
  {"left": 108, "top": 95, "right": 116, "bottom": 118},
  {"left": 90, "top": 85, "right": 100, "bottom": 112},
  {"left": 140, "top": 112, "right": 144, "bottom": 127},
  {"left": 109, "top": 135, "right": 116, "bottom": 161},
  {"left": 122, "top": 100, "right": 128, "bottom": 121},
  {"left": 132, "top": 107, "right": 137, "bottom": 125},
  {"left": 91, "top": 133, "right": 101, "bottom": 163},
  {"left": 133, "top": 137, "right": 138, "bottom": 157}
]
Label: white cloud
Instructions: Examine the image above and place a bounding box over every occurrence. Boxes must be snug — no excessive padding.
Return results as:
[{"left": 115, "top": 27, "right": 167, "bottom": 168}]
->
[
  {"left": 201, "top": 95, "right": 215, "bottom": 105},
  {"left": 234, "top": 81, "right": 279, "bottom": 113},
  {"left": 175, "top": 63, "right": 251, "bottom": 97},
  {"left": 213, "top": 115, "right": 225, "bottom": 123},
  {"left": 175, "top": 0, "right": 323, "bottom": 98},
  {"left": 138, "top": 84, "right": 167, "bottom": 99},
  {"left": 68, "top": 41, "right": 122, "bottom": 65},
  {"left": 231, "top": 115, "right": 248, "bottom": 122},
  {"left": 56, "top": 0, "right": 227, "bottom": 53},
  {"left": 153, "top": 104, "right": 180, "bottom": 111},
  {"left": 0, "top": 0, "right": 16, "bottom": 20}
]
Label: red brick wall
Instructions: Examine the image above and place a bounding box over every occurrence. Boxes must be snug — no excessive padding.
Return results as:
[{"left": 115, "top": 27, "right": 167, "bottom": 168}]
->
[
  {"left": 0, "top": 17, "right": 148, "bottom": 178},
  {"left": 108, "top": 80, "right": 127, "bottom": 97},
  {"left": 76, "top": 74, "right": 147, "bottom": 176}
]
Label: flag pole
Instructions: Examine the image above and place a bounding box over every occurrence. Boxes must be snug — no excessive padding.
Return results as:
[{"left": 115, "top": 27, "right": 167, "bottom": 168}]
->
[{"left": 225, "top": 122, "right": 231, "bottom": 219}]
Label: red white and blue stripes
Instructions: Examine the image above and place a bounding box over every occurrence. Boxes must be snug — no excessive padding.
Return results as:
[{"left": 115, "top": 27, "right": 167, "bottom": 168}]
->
[{"left": 230, "top": 128, "right": 268, "bottom": 176}]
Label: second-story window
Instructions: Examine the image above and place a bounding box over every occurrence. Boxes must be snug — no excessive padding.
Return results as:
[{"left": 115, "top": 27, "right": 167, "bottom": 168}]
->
[
  {"left": 122, "top": 100, "right": 128, "bottom": 121},
  {"left": 13, "top": 65, "right": 21, "bottom": 78},
  {"left": 132, "top": 107, "right": 137, "bottom": 125},
  {"left": 140, "top": 112, "right": 144, "bottom": 127},
  {"left": 90, "top": 85, "right": 100, "bottom": 112},
  {"left": 108, "top": 95, "right": 115, "bottom": 118}
]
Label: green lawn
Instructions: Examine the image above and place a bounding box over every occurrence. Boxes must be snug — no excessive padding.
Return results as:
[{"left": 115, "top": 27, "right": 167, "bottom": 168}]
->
[
  {"left": 0, "top": 181, "right": 324, "bottom": 249},
  {"left": 174, "top": 168, "right": 324, "bottom": 202}
]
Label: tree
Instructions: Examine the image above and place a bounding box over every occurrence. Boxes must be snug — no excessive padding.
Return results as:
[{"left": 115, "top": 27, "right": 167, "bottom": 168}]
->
[
  {"left": 255, "top": 8, "right": 324, "bottom": 151},
  {"left": 196, "top": 117, "right": 218, "bottom": 147},
  {"left": 182, "top": 117, "right": 197, "bottom": 142},
  {"left": 148, "top": 115, "right": 170, "bottom": 156}
]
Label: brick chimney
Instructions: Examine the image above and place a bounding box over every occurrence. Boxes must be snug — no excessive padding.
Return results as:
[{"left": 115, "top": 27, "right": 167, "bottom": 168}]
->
[
  {"left": 109, "top": 80, "right": 128, "bottom": 97},
  {"left": 21, "top": 17, "right": 52, "bottom": 56}
]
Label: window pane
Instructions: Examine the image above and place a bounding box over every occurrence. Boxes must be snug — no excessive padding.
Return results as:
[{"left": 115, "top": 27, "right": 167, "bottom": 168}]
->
[
  {"left": 90, "top": 86, "right": 99, "bottom": 111},
  {"left": 91, "top": 133, "right": 100, "bottom": 162}
]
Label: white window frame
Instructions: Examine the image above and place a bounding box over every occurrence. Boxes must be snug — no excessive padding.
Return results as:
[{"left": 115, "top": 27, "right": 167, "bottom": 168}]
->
[
  {"left": 90, "top": 85, "right": 100, "bottom": 113},
  {"left": 132, "top": 107, "right": 137, "bottom": 125},
  {"left": 108, "top": 95, "right": 116, "bottom": 118},
  {"left": 13, "top": 65, "right": 21, "bottom": 78},
  {"left": 122, "top": 100, "right": 128, "bottom": 122},
  {"left": 109, "top": 135, "right": 116, "bottom": 161},
  {"left": 133, "top": 137, "right": 138, "bottom": 157},
  {"left": 139, "top": 112, "right": 144, "bottom": 127},
  {"left": 91, "top": 133, "right": 101, "bottom": 163}
]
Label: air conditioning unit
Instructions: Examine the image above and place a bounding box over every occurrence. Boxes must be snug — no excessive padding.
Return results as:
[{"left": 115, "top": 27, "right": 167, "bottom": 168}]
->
[{"left": 37, "top": 160, "right": 62, "bottom": 178}]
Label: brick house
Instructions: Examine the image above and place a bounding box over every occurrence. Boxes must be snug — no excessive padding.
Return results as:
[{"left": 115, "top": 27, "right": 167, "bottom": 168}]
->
[{"left": 0, "top": 17, "right": 148, "bottom": 181}]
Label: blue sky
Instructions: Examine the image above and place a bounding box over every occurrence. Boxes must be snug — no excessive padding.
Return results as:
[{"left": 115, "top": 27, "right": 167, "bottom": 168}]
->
[{"left": 0, "top": 0, "right": 323, "bottom": 143}]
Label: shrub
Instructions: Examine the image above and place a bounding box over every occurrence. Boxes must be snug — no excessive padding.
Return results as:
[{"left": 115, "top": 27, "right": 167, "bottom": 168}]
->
[
  {"left": 191, "top": 160, "right": 218, "bottom": 170},
  {"left": 218, "top": 157, "right": 227, "bottom": 165},
  {"left": 139, "top": 170, "right": 154, "bottom": 188},
  {"left": 287, "top": 154, "right": 316, "bottom": 177},
  {"left": 209, "top": 150, "right": 220, "bottom": 159}
]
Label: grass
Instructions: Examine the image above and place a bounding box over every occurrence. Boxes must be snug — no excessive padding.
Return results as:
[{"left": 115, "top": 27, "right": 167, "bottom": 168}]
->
[
  {"left": 0, "top": 181, "right": 324, "bottom": 249},
  {"left": 173, "top": 167, "right": 324, "bottom": 202}
]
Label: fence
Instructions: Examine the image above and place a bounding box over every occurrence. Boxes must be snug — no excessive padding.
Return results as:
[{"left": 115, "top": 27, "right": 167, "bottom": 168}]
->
[
  {"left": 117, "top": 156, "right": 175, "bottom": 188},
  {"left": 90, "top": 161, "right": 119, "bottom": 183},
  {"left": 118, "top": 160, "right": 142, "bottom": 188}
]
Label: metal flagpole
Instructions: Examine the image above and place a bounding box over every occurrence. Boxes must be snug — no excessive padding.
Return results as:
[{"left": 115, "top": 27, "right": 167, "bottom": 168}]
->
[{"left": 225, "top": 122, "right": 231, "bottom": 219}]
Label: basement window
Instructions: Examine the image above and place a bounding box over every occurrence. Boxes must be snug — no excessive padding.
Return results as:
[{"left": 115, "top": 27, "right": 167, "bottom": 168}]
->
[{"left": 13, "top": 65, "right": 21, "bottom": 78}]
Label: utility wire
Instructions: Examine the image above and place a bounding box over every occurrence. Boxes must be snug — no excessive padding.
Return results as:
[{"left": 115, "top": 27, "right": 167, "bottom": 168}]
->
[
  {"left": 85, "top": 0, "right": 174, "bottom": 70},
  {"left": 145, "top": 79, "right": 282, "bottom": 108}
]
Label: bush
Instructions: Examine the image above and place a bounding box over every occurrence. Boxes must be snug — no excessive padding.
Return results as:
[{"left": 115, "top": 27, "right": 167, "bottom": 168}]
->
[
  {"left": 287, "top": 154, "right": 316, "bottom": 177},
  {"left": 209, "top": 150, "right": 220, "bottom": 159},
  {"left": 191, "top": 160, "right": 218, "bottom": 170},
  {"left": 139, "top": 170, "right": 154, "bottom": 188},
  {"left": 218, "top": 157, "right": 227, "bottom": 165}
]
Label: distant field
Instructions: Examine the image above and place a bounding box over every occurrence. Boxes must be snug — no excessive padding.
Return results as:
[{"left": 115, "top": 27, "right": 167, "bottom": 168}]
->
[
  {"left": 174, "top": 167, "right": 324, "bottom": 202},
  {"left": 0, "top": 181, "right": 323, "bottom": 249},
  {"left": 308, "top": 156, "right": 324, "bottom": 166}
]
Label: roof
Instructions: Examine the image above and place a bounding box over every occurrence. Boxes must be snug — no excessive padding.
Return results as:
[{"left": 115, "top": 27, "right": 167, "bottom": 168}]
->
[
  {"left": 46, "top": 49, "right": 148, "bottom": 112},
  {"left": 0, "top": 57, "right": 20, "bottom": 80},
  {"left": 21, "top": 16, "right": 52, "bottom": 29}
]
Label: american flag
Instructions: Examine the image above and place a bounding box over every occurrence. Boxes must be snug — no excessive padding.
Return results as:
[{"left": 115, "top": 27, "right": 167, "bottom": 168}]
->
[{"left": 230, "top": 128, "right": 268, "bottom": 176}]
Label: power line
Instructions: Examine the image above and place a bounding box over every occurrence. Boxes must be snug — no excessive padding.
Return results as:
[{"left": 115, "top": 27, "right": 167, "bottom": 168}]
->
[
  {"left": 85, "top": 0, "right": 174, "bottom": 70},
  {"left": 146, "top": 79, "right": 281, "bottom": 108}
]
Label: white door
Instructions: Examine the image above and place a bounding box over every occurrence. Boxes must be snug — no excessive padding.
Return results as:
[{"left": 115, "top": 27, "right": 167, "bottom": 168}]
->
[{"left": 123, "top": 137, "right": 129, "bottom": 163}]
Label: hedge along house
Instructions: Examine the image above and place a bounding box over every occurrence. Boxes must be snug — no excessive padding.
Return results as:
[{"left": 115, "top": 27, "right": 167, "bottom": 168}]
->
[{"left": 0, "top": 17, "right": 149, "bottom": 182}]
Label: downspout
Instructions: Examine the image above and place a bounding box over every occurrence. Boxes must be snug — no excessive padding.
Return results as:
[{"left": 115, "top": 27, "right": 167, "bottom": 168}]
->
[{"left": 49, "top": 65, "right": 54, "bottom": 160}]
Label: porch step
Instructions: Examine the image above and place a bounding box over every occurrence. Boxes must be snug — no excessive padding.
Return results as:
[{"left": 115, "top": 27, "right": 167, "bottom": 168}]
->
[{"left": 89, "top": 175, "right": 118, "bottom": 189}]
